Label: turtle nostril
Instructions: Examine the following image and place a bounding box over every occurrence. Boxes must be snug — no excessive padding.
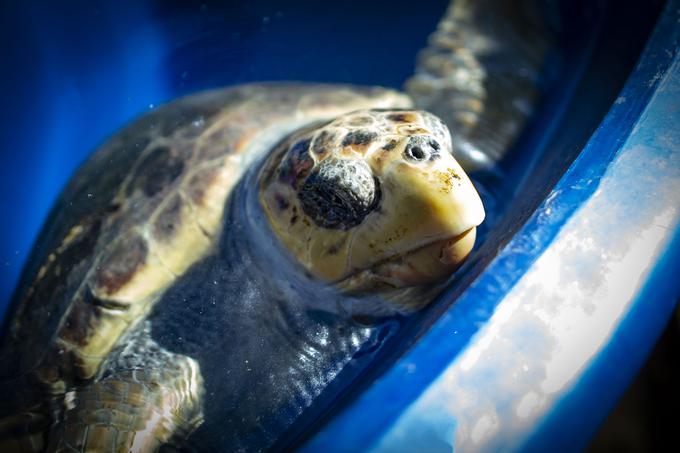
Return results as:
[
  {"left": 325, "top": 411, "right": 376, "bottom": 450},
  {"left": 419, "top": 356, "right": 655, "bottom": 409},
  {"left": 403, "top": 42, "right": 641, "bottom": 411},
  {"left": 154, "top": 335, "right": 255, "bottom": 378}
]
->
[
  {"left": 298, "top": 158, "right": 379, "bottom": 230},
  {"left": 404, "top": 135, "right": 441, "bottom": 162}
]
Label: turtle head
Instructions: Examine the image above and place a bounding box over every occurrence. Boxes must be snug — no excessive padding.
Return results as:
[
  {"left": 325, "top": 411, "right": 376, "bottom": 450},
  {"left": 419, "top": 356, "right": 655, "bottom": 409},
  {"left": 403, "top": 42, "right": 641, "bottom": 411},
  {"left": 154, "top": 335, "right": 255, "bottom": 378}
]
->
[{"left": 259, "top": 109, "right": 484, "bottom": 310}]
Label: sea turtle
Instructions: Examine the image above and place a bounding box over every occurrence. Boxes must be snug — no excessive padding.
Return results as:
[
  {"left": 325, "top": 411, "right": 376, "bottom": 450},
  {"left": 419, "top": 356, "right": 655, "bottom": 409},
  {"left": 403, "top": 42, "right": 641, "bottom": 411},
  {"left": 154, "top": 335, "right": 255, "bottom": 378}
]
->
[{"left": 0, "top": 1, "right": 551, "bottom": 451}]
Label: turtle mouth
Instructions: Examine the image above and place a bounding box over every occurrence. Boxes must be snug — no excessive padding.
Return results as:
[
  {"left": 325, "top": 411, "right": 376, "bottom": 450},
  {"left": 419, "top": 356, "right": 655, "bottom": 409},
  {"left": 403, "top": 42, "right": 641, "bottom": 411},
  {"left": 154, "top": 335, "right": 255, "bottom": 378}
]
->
[{"left": 337, "top": 228, "right": 477, "bottom": 293}]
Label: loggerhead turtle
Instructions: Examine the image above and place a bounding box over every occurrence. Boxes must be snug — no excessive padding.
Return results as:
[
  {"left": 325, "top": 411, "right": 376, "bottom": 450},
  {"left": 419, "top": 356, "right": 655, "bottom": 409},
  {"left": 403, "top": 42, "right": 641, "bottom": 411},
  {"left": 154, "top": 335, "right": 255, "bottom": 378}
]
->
[{"left": 0, "top": 0, "right": 551, "bottom": 451}]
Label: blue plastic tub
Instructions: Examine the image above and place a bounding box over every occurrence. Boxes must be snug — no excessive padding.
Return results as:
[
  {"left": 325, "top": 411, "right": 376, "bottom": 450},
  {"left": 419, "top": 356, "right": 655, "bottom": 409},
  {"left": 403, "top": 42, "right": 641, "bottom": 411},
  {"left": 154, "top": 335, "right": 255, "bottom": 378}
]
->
[{"left": 1, "top": 0, "right": 678, "bottom": 451}]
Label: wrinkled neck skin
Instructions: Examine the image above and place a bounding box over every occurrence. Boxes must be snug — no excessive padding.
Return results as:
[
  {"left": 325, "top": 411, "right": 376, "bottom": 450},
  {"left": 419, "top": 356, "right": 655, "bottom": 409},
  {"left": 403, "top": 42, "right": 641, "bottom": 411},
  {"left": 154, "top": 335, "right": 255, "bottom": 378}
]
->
[
  {"left": 150, "top": 155, "right": 403, "bottom": 451},
  {"left": 234, "top": 145, "right": 442, "bottom": 320}
]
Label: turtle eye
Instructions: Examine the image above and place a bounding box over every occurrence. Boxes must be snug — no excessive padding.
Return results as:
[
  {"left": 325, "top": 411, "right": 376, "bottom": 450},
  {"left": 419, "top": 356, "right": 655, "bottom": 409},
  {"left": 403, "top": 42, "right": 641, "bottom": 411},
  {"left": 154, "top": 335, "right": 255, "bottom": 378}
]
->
[
  {"left": 298, "top": 158, "right": 379, "bottom": 230},
  {"left": 404, "top": 136, "right": 441, "bottom": 162}
]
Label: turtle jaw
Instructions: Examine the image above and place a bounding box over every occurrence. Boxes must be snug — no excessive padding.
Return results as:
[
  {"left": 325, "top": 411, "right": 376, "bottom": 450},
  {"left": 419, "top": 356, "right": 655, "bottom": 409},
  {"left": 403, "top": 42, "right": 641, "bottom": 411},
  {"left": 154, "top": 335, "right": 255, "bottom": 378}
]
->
[
  {"left": 336, "top": 227, "right": 477, "bottom": 301},
  {"left": 332, "top": 149, "right": 485, "bottom": 309},
  {"left": 342, "top": 151, "right": 485, "bottom": 280}
]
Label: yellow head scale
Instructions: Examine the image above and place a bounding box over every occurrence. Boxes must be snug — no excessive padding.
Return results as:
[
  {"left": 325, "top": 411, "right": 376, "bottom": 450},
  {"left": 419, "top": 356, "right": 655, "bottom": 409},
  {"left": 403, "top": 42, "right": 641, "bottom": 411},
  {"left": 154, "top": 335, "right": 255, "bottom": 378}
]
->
[{"left": 260, "top": 109, "right": 485, "bottom": 308}]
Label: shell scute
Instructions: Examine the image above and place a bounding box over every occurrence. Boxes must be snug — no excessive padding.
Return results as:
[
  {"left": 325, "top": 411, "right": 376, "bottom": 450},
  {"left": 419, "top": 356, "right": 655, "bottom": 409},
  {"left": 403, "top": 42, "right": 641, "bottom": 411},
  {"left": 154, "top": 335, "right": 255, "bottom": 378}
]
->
[
  {"left": 93, "top": 234, "right": 149, "bottom": 299},
  {"left": 125, "top": 145, "right": 186, "bottom": 198},
  {"left": 59, "top": 293, "right": 104, "bottom": 348},
  {"left": 152, "top": 194, "right": 183, "bottom": 242}
]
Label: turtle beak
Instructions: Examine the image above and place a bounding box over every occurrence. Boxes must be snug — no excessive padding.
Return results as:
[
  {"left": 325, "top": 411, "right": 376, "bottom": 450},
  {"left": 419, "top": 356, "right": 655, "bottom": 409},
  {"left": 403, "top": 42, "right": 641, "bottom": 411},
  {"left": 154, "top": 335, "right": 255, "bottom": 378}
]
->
[
  {"left": 335, "top": 150, "right": 484, "bottom": 310},
  {"left": 346, "top": 156, "right": 485, "bottom": 277}
]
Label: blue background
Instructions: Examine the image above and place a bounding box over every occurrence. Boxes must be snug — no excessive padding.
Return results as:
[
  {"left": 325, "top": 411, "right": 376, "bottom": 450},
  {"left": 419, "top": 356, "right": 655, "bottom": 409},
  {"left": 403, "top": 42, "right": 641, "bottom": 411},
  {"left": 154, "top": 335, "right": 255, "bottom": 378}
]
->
[{"left": 0, "top": 0, "right": 448, "bottom": 307}]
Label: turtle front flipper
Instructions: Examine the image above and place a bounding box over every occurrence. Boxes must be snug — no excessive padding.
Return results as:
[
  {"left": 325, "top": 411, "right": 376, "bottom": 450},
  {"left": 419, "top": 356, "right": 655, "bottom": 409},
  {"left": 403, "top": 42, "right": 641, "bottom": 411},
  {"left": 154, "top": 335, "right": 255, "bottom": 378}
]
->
[
  {"left": 406, "top": 0, "right": 556, "bottom": 172},
  {"left": 47, "top": 323, "right": 204, "bottom": 452}
]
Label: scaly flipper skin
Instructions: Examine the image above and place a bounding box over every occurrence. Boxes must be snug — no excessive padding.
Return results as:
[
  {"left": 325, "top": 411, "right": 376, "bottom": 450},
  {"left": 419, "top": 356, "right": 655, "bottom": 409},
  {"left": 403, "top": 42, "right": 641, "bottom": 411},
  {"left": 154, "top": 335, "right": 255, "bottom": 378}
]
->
[
  {"left": 48, "top": 322, "right": 203, "bottom": 452},
  {"left": 406, "top": 0, "right": 554, "bottom": 171}
]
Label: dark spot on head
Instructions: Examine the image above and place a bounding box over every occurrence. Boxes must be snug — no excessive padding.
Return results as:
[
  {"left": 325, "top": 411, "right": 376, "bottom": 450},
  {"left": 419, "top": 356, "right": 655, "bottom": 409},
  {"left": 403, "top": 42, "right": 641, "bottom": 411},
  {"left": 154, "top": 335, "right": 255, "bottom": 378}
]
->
[
  {"left": 313, "top": 130, "right": 335, "bottom": 156},
  {"left": 326, "top": 237, "right": 347, "bottom": 255},
  {"left": 342, "top": 130, "right": 378, "bottom": 148},
  {"left": 153, "top": 195, "right": 183, "bottom": 241},
  {"left": 94, "top": 234, "right": 148, "bottom": 296},
  {"left": 127, "top": 146, "right": 185, "bottom": 197},
  {"left": 278, "top": 138, "right": 314, "bottom": 189},
  {"left": 290, "top": 214, "right": 298, "bottom": 226},
  {"left": 291, "top": 138, "right": 312, "bottom": 167},
  {"left": 382, "top": 140, "right": 398, "bottom": 151},
  {"left": 275, "top": 193, "right": 290, "bottom": 211},
  {"left": 386, "top": 113, "right": 414, "bottom": 123}
]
